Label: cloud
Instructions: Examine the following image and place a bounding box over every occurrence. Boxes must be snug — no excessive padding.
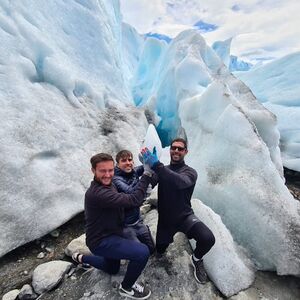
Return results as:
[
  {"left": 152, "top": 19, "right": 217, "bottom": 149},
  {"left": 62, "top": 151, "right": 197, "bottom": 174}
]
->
[{"left": 120, "top": 0, "right": 300, "bottom": 63}]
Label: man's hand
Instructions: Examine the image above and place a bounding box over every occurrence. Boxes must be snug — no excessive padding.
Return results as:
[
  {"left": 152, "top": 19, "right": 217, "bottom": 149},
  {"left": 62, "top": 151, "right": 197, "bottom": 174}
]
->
[
  {"left": 139, "top": 151, "right": 154, "bottom": 176},
  {"left": 141, "top": 147, "right": 159, "bottom": 168}
]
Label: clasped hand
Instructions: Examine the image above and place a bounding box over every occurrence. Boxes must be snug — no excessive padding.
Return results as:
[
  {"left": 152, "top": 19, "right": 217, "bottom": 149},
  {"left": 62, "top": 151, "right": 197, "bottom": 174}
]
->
[{"left": 141, "top": 147, "right": 159, "bottom": 168}]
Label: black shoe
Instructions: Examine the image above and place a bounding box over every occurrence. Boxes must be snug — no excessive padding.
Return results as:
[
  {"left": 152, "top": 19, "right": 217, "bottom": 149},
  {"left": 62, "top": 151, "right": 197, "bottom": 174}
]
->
[
  {"left": 119, "top": 282, "right": 151, "bottom": 299},
  {"left": 72, "top": 252, "right": 91, "bottom": 270},
  {"left": 190, "top": 255, "right": 208, "bottom": 283}
]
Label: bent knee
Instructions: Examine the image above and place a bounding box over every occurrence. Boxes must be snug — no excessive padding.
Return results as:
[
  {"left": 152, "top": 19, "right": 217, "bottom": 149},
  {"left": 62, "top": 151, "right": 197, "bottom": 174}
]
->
[
  {"left": 208, "top": 232, "right": 215, "bottom": 248},
  {"left": 135, "top": 243, "right": 150, "bottom": 261}
]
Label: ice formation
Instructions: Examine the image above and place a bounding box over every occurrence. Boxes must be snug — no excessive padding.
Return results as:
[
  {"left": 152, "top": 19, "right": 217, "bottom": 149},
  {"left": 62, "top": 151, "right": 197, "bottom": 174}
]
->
[
  {"left": 236, "top": 52, "right": 300, "bottom": 172},
  {"left": 0, "top": 0, "right": 148, "bottom": 256},
  {"left": 191, "top": 199, "right": 255, "bottom": 297},
  {"left": 0, "top": 0, "right": 299, "bottom": 287}
]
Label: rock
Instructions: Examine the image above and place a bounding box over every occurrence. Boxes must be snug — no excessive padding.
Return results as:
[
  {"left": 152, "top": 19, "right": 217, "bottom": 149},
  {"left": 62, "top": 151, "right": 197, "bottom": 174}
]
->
[
  {"left": 64, "top": 234, "right": 91, "bottom": 257},
  {"left": 50, "top": 230, "right": 60, "bottom": 238},
  {"left": 45, "top": 246, "right": 55, "bottom": 253},
  {"left": 191, "top": 199, "right": 255, "bottom": 297},
  {"left": 18, "top": 284, "right": 37, "bottom": 300},
  {"left": 145, "top": 187, "right": 158, "bottom": 207},
  {"left": 1, "top": 289, "right": 19, "bottom": 300},
  {"left": 37, "top": 252, "right": 45, "bottom": 259},
  {"left": 32, "top": 260, "right": 72, "bottom": 294},
  {"left": 140, "top": 204, "right": 151, "bottom": 215}
]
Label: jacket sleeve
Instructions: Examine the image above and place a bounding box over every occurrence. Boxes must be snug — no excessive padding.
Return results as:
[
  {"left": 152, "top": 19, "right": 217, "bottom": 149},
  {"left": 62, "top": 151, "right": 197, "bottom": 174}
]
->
[
  {"left": 113, "top": 176, "right": 139, "bottom": 194},
  {"left": 135, "top": 165, "right": 144, "bottom": 177},
  {"left": 153, "top": 162, "right": 197, "bottom": 189},
  {"left": 92, "top": 175, "right": 151, "bottom": 208}
]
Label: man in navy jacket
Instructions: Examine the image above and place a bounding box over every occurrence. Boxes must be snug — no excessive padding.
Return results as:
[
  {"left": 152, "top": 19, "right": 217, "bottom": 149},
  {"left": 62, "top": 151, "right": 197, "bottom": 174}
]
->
[{"left": 113, "top": 150, "right": 155, "bottom": 254}]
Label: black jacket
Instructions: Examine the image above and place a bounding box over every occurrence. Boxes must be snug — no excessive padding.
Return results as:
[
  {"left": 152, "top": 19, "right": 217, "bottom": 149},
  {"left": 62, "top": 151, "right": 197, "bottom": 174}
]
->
[
  {"left": 85, "top": 174, "right": 150, "bottom": 252},
  {"left": 153, "top": 161, "right": 198, "bottom": 226}
]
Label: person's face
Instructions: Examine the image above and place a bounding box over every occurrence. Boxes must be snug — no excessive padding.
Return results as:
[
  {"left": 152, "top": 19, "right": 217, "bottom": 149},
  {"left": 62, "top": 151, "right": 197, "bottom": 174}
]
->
[
  {"left": 117, "top": 156, "right": 134, "bottom": 173},
  {"left": 170, "top": 141, "right": 188, "bottom": 163},
  {"left": 92, "top": 160, "right": 114, "bottom": 186}
]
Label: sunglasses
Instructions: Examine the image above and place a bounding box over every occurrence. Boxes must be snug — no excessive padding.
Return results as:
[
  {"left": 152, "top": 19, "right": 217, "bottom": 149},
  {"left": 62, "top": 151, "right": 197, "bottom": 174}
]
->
[{"left": 170, "top": 146, "right": 186, "bottom": 151}]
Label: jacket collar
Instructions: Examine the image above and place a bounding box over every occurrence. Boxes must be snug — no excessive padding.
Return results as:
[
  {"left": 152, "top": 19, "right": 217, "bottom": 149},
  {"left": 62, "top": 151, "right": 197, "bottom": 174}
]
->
[
  {"left": 114, "top": 166, "right": 134, "bottom": 177},
  {"left": 169, "top": 160, "right": 185, "bottom": 170}
]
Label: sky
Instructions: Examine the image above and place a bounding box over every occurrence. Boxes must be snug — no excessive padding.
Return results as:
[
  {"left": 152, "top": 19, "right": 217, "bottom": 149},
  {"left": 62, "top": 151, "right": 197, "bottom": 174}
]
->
[{"left": 120, "top": 0, "right": 300, "bottom": 64}]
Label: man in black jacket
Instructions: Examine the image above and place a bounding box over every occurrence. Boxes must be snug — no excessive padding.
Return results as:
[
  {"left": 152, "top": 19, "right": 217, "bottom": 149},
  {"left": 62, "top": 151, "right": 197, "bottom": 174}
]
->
[
  {"left": 141, "top": 138, "right": 215, "bottom": 284},
  {"left": 73, "top": 153, "right": 152, "bottom": 299}
]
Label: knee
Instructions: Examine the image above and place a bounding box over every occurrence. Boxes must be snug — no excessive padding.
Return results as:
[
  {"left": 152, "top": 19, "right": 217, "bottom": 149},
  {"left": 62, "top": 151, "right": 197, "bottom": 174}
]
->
[
  {"left": 203, "top": 230, "right": 215, "bottom": 249},
  {"left": 135, "top": 244, "right": 150, "bottom": 262}
]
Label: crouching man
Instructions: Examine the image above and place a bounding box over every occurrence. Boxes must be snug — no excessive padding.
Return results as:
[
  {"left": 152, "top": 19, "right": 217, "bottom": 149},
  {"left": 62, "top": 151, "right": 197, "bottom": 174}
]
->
[
  {"left": 142, "top": 138, "right": 215, "bottom": 284},
  {"left": 73, "top": 153, "right": 152, "bottom": 299}
]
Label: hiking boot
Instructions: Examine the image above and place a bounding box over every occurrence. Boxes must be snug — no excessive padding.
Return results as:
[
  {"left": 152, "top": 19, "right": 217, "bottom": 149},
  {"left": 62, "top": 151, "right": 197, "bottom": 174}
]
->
[
  {"left": 119, "top": 282, "right": 151, "bottom": 299},
  {"left": 190, "top": 255, "right": 208, "bottom": 283}
]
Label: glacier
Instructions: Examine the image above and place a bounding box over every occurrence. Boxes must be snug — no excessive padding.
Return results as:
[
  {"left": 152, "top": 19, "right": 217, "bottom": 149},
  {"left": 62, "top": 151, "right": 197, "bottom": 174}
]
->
[
  {"left": 0, "top": 0, "right": 148, "bottom": 256},
  {"left": 134, "top": 27, "right": 299, "bottom": 275},
  {"left": 0, "top": 0, "right": 299, "bottom": 297},
  {"left": 191, "top": 199, "right": 255, "bottom": 297},
  {"left": 236, "top": 52, "right": 300, "bottom": 172}
]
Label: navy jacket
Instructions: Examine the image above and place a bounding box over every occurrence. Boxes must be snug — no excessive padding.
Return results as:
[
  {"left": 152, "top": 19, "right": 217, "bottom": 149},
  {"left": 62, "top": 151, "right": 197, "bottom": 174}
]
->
[{"left": 113, "top": 165, "right": 144, "bottom": 225}]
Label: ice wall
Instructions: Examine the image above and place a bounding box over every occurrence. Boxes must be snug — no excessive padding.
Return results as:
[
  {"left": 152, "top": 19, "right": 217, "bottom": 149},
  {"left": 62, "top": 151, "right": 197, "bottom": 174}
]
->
[
  {"left": 180, "top": 81, "right": 300, "bottom": 275},
  {"left": 135, "top": 30, "right": 222, "bottom": 145},
  {"left": 136, "top": 29, "right": 282, "bottom": 176},
  {"left": 0, "top": 0, "right": 148, "bottom": 256},
  {"left": 236, "top": 52, "right": 300, "bottom": 172},
  {"left": 134, "top": 29, "right": 299, "bottom": 276}
]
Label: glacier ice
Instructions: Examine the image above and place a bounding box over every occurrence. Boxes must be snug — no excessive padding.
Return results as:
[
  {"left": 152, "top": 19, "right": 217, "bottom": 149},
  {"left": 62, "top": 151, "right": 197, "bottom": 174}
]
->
[
  {"left": 236, "top": 52, "right": 300, "bottom": 172},
  {"left": 180, "top": 81, "right": 300, "bottom": 275},
  {"left": 0, "top": 0, "right": 299, "bottom": 290},
  {"left": 134, "top": 30, "right": 221, "bottom": 145},
  {"left": 191, "top": 199, "right": 255, "bottom": 297},
  {"left": 136, "top": 28, "right": 283, "bottom": 177},
  {"left": 131, "top": 37, "right": 168, "bottom": 107},
  {"left": 0, "top": 0, "right": 148, "bottom": 256},
  {"left": 141, "top": 124, "right": 163, "bottom": 159},
  {"left": 212, "top": 38, "right": 232, "bottom": 68}
]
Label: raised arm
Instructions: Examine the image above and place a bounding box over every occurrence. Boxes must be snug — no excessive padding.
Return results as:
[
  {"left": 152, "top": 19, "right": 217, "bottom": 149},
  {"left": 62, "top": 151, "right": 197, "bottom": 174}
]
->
[{"left": 153, "top": 162, "right": 197, "bottom": 189}]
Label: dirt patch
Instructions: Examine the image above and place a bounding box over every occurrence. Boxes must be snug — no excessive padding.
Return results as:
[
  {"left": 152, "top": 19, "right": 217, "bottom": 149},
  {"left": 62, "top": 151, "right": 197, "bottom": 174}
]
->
[{"left": 0, "top": 212, "right": 85, "bottom": 296}]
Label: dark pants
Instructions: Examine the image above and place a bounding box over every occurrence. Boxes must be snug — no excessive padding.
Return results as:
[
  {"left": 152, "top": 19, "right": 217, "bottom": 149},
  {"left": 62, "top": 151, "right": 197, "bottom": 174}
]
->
[
  {"left": 83, "top": 235, "right": 150, "bottom": 289},
  {"left": 123, "top": 220, "right": 155, "bottom": 255},
  {"left": 156, "top": 214, "right": 215, "bottom": 259}
]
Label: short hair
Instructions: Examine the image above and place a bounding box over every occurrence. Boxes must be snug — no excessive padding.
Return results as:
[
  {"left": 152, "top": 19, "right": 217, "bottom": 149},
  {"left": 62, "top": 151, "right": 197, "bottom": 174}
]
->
[
  {"left": 90, "top": 153, "right": 114, "bottom": 169},
  {"left": 170, "top": 137, "right": 188, "bottom": 149},
  {"left": 116, "top": 150, "right": 133, "bottom": 163}
]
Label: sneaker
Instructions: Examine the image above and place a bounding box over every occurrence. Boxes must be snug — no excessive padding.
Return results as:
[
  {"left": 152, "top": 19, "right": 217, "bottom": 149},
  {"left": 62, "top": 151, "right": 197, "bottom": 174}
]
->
[
  {"left": 119, "top": 282, "right": 151, "bottom": 299},
  {"left": 72, "top": 252, "right": 91, "bottom": 269},
  {"left": 190, "top": 255, "right": 208, "bottom": 283}
]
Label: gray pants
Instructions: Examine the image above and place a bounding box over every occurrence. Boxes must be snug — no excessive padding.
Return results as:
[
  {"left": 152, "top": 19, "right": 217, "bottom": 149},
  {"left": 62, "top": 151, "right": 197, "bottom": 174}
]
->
[{"left": 123, "top": 219, "right": 155, "bottom": 254}]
